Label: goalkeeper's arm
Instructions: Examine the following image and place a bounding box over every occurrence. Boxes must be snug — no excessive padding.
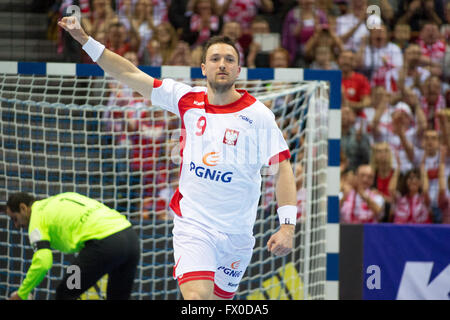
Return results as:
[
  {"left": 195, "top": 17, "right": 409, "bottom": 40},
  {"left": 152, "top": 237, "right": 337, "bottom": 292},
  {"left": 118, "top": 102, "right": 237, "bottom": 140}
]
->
[
  {"left": 57, "top": 16, "right": 155, "bottom": 100},
  {"left": 10, "top": 249, "right": 53, "bottom": 300}
]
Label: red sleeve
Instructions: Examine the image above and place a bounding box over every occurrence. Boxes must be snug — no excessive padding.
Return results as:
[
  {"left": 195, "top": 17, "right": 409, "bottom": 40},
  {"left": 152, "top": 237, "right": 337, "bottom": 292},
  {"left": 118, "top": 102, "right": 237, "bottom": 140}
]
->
[
  {"left": 268, "top": 149, "right": 291, "bottom": 166},
  {"left": 153, "top": 79, "right": 162, "bottom": 88}
]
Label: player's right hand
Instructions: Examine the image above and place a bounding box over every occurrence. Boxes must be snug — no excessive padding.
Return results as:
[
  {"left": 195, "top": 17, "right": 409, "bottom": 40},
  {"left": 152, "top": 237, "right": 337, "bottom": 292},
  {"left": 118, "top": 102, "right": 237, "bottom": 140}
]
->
[
  {"left": 58, "top": 16, "right": 89, "bottom": 46},
  {"left": 8, "top": 291, "right": 22, "bottom": 300}
]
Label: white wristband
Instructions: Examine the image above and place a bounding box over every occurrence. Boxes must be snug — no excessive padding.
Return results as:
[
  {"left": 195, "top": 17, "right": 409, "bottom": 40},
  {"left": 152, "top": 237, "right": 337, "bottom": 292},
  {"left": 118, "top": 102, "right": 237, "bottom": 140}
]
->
[
  {"left": 82, "top": 36, "right": 105, "bottom": 62},
  {"left": 277, "top": 205, "right": 297, "bottom": 225}
]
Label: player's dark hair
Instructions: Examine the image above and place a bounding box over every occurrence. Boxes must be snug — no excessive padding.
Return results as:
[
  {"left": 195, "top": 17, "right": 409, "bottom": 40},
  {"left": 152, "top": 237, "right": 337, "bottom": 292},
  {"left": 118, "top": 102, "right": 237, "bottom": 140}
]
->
[
  {"left": 6, "top": 192, "right": 35, "bottom": 213},
  {"left": 201, "top": 35, "right": 240, "bottom": 65}
]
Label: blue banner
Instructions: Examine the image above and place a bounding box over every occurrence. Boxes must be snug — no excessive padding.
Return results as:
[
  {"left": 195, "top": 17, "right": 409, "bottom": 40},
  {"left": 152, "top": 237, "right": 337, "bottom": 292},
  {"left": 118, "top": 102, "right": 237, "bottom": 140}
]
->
[{"left": 363, "top": 224, "right": 450, "bottom": 300}]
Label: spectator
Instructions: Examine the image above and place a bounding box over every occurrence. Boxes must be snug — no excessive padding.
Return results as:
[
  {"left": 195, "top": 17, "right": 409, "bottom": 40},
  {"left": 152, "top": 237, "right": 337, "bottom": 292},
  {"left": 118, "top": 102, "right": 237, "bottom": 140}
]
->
[
  {"left": 384, "top": 43, "right": 430, "bottom": 100},
  {"left": 123, "top": 0, "right": 156, "bottom": 58},
  {"left": 396, "top": 0, "right": 442, "bottom": 34},
  {"left": 83, "top": 0, "right": 117, "bottom": 38},
  {"left": 106, "top": 21, "right": 138, "bottom": 57},
  {"left": 413, "top": 130, "right": 450, "bottom": 223},
  {"left": 341, "top": 105, "right": 372, "bottom": 172},
  {"left": 269, "top": 47, "right": 290, "bottom": 68},
  {"left": 419, "top": 75, "right": 446, "bottom": 130},
  {"left": 190, "top": 45, "right": 204, "bottom": 67},
  {"left": 402, "top": 87, "right": 428, "bottom": 135},
  {"left": 282, "top": 0, "right": 328, "bottom": 67},
  {"left": 220, "top": 21, "right": 245, "bottom": 66},
  {"left": 370, "top": 85, "right": 392, "bottom": 139},
  {"left": 103, "top": 51, "right": 143, "bottom": 144},
  {"left": 141, "top": 38, "right": 163, "bottom": 66},
  {"left": 370, "top": 142, "right": 398, "bottom": 222},
  {"left": 309, "top": 44, "right": 340, "bottom": 70},
  {"left": 262, "top": 47, "right": 292, "bottom": 110},
  {"left": 335, "top": 0, "right": 369, "bottom": 53},
  {"left": 356, "top": 24, "right": 403, "bottom": 83},
  {"left": 147, "top": 21, "right": 179, "bottom": 65},
  {"left": 216, "top": 0, "right": 274, "bottom": 33},
  {"left": 390, "top": 166, "right": 432, "bottom": 224},
  {"left": 339, "top": 50, "right": 372, "bottom": 114},
  {"left": 57, "top": 0, "right": 106, "bottom": 63},
  {"left": 340, "top": 164, "right": 385, "bottom": 224},
  {"left": 371, "top": 91, "right": 424, "bottom": 175},
  {"left": 391, "top": 100, "right": 425, "bottom": 173},
  {"left": 304, "top": 21, "right": 344, "bottom": 63},
  {"left": 246, "top": 16, "right": 272, "bottom": 68},
  {"left": 438, "top": 146, "right": 450, "bottom": 224},
  {"left": 334, "top": 0, "right": 350, "bottom": 16},
  {"left": 142, "top": 168, "right": 178, "bottom": 220},
  {"left": 340, "top": 150, "right": 355, "bottom": 199},
  {"left": 168, "top": 0, "right": 194, "bottom": 33},
  {"left": 417, "top": 21, "right": 446, "bottom": 71},
  {"left": 442, "top": 3, "right": 450, "bottom": 81},
  {"left": 392, "top": 22, "right": 411, "bottom": 51},
  {"left": 167, "top": 41, "right": 192, "bottom": 66},
  {"left": 136, "top": 0, "right": 169, "bottom": 27},
  {"left": 373, "top": 0, "right": 395, "bottom": 27},
  {"left": 438, "top": 109, "right": 450, "bottom": 151},
  {"left": 183, "top": 0, "right": 222, "bottom": 49},
  {"left": 128, "top": 108, "right": 166, "bottom": 215}
]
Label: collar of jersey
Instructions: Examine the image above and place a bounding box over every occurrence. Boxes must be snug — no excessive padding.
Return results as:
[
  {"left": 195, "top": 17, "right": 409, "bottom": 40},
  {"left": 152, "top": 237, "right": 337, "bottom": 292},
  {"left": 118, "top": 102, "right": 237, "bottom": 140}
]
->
[{"left": 204, "top": 89, "right": 256, "bottom": 114}]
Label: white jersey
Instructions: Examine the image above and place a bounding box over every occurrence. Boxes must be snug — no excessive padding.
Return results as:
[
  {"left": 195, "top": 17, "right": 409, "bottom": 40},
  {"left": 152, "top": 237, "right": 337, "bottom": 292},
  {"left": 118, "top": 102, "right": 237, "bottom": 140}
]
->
[{"left": 151, "top": 79, "right": 290, "bottom": 234}]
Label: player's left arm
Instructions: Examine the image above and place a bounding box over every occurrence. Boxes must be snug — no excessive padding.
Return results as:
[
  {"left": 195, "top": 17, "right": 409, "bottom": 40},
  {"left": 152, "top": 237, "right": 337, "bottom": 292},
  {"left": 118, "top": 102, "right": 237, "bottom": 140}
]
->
[{"left": 267, "top": 159, "right": 297, "bottom": 256}]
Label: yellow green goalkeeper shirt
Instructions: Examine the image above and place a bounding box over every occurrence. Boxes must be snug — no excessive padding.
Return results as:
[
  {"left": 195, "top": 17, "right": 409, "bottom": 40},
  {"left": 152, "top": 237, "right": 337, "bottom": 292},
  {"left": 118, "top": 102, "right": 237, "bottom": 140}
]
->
[{"left": 17, "top": 192, "right": 131, "bottom": 300}]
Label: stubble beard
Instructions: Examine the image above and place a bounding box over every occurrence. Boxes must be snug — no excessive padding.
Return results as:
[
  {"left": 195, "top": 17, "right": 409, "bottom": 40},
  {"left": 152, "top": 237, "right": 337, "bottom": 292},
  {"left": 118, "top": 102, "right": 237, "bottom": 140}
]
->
[{"left": 208, "top": 78, "right": 234, "bottom": 94}]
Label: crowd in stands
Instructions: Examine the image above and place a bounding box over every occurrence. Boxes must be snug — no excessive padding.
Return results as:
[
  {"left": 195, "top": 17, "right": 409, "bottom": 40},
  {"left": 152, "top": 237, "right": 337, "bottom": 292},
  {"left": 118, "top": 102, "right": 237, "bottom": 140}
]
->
[{"left": 45, "top": 0, "right": 450, "bottom": 224}]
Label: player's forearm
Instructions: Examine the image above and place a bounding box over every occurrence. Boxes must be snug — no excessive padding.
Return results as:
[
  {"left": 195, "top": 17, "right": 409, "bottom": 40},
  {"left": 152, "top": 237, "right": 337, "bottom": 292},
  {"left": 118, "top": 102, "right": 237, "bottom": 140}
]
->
[
  {"left": 58, "top": 16, "right": 154, "bottom": 99},
  {"left": 17, "top": 249, "right": 53, "bottom": 300},
  {"left": 275, "top": 160, "right": 297, "bottom": 207},
  {"left": 94, "top": 47, "right": 153, "bottom": 100},
  {"left": 97, "top": 50, "right": 139, "bottom": 84}
]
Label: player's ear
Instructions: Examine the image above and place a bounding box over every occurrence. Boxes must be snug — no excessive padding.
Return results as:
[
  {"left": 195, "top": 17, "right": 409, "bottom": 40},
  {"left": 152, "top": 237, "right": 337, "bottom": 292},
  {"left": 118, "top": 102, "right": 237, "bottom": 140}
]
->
[
  {"left": 19, "top": 203, "right": 28, "bottom": 215},
  {"left": 201, "top": 63, "right": 206, "bottom": 77}
]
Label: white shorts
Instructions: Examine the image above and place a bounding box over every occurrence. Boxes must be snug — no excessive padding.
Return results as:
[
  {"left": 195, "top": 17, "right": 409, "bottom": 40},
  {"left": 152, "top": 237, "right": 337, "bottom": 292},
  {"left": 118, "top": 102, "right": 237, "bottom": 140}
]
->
[{"left": 172, "top": 216, "right": 255, "bottom": 299}]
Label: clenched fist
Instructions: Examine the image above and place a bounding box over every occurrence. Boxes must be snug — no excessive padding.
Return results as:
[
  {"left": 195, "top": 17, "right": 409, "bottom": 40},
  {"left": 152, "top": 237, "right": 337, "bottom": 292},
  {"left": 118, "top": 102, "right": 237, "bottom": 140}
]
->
[
  {"left": 58, "top": 16, "right": 89, "bottom": 45},
  {"left": 267, "top": 224, "right": 294, "bottom": 256}
]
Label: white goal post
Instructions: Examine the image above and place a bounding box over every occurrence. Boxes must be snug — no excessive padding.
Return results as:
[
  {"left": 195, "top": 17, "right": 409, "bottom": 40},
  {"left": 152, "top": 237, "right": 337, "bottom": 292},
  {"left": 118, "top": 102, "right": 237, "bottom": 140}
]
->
[{"left": 0, "top": 62, "right": 341, "bottom": 300}]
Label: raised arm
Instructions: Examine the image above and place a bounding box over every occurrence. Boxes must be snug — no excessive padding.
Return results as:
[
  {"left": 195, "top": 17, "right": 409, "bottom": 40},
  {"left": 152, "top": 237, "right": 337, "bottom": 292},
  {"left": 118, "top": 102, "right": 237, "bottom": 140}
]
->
[{"left": 58, "top": 16, "right": 155, "bottom": 100}]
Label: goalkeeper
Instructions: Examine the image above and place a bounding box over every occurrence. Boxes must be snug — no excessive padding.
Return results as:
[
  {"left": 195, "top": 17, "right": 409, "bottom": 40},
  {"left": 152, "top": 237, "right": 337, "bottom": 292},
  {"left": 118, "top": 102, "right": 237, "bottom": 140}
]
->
[{"left": 4, "top": 192, "right": 140, "bottom": 300}]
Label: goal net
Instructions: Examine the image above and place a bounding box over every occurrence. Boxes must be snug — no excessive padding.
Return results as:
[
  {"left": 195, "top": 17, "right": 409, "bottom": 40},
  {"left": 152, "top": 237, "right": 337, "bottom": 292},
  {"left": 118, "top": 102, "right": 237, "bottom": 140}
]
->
[{"left": 0, "top": 63, "right": 340, "bottom": 300}]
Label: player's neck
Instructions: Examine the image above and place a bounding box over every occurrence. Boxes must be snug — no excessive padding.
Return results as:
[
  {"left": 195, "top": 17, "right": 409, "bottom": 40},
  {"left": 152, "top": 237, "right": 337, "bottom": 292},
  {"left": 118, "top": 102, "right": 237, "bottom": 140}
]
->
[{"left": 206, "top": 86, "right": 242, "bottom": 106}]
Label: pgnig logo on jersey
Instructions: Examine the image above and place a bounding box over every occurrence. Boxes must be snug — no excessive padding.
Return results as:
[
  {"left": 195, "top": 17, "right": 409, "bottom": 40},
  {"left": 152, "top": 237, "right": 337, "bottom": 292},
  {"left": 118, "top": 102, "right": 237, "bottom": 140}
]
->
[
  {"left": 189, "top": 161, "right": 233, "bottom": 183},
  {"left": 218, "top": 265, "right": 243, "bottom": 278}
]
